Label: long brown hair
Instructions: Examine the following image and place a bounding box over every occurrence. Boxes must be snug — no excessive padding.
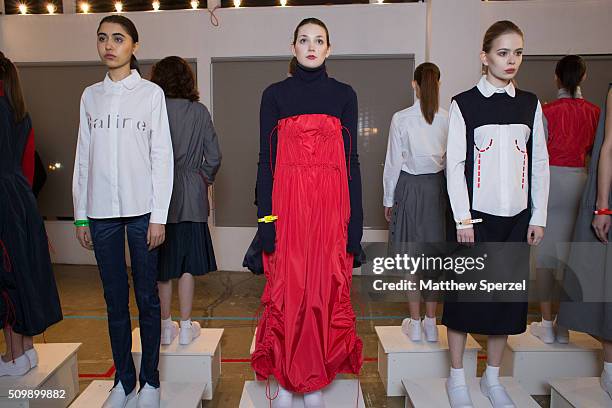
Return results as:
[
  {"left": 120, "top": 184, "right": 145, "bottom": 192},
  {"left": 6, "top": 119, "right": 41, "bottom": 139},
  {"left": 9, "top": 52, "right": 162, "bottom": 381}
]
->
[
  {"left": 414, "top": 62, "right": 440, "bottom": 125},
  {"left": 481, "top": 20, "right": 524, "bottom": 74},
  {"left": 0, "top": 52, "right": 27, "bottom": 123}
]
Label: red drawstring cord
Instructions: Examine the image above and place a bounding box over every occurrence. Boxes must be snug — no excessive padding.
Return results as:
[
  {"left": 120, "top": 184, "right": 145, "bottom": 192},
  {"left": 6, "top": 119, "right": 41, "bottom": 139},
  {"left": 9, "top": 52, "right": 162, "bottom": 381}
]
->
[
  {"left": 342, "top": 126, "right": 353, "bottom": 181},
  {"left": 265, "top": 377, "right": 279, "bottom": 407},
  {"left": 268, "top": 125, "right": 279, "bottom": 179}
]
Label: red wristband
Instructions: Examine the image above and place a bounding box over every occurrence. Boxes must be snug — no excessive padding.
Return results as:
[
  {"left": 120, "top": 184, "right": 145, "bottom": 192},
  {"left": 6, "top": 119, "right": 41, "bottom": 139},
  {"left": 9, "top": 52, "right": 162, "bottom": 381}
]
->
[{"left": 594, "top": 208, "right": 612, "bottom": 215}]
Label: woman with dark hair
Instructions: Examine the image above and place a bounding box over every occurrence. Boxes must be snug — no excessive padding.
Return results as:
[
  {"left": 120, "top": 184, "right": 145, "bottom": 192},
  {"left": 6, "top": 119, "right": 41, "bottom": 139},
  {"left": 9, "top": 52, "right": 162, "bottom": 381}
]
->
[
  {"left": 72, "top": 15, "right": 173, "bottom": 408},
  {"left": 0, "top": 53, "right": 62, "bottom": 377},
  {"left": 150, "top": 56, "right": 221, "bottom": 346},
  {"left": 251, "top": 18, "right": 363, "bottom": 408},
  {"left": 530, "top": 55, "right": 600, "bottom": 344},
  {"left": 558, "top": 84, "right": 612, "bottom": 398},
  {"left": 444, "top": 21, "right": 549, "bottom": 407},
  {"left": 383, "top": 62, "right": 449, "bottom": 343}
]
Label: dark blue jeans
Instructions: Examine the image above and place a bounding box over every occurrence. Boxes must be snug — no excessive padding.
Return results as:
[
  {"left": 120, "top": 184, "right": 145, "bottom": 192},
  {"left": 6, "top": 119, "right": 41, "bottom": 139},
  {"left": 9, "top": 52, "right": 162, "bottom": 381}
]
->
[{"left": 89, "top": 214, "right": 161, "bottom": 394}]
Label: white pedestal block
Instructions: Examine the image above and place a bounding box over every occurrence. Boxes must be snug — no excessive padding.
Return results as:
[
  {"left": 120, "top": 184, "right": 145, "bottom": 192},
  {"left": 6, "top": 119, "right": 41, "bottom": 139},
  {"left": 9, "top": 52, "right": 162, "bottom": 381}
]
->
[
  {"left": 500, "top": 330, "right": 603, "bottom": 395},
  {"left": 549, "top": 377, "right": 612, "bottom": 408},
  {"left": 70, "top": 380, "right": 205, "bottom": 408},
  {"left": 376, "top": 325, "right": 482, "bottom": 396},
  {"left": 0, "top": 343, "right": 81, "bottom": 408},
  {"left": 239, "top": 379, "right": 365, "bottom": 407},
  {"left": 403, "top": 377, "right": 539, "bottom": 408},
  {"left": 131, "top": 327, "right": 222, "bottom": 400}
]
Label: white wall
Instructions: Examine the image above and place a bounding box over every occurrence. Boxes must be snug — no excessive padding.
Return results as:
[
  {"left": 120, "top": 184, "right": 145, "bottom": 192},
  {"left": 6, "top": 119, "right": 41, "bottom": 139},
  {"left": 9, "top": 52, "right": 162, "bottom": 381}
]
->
[{"left": 2, "top": 0, "right": 612, "bottom": 270}]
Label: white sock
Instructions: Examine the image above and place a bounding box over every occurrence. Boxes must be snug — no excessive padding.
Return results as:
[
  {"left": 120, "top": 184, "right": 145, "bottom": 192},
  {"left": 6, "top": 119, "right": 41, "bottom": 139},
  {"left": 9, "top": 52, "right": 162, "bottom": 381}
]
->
[
  {"left": 485, "top": 365, "right": 501, "bottom": 386},
  {"left": 303, "top": 389, "right": 324, "bottom": 408},
  {"left": 449, "top": 367, "right": 466, "bottom": 387},
  {"left": 180, "top": 319, "right": 192, "bottom": 329},
  {"left": 162, "top": 317, "right": 173, "bottom": 326},
  {"left": 411, "top": 318, "right": 421, "bottom": 325},
  {"left": 541, "top": 318, "right": 553, "bottom": 328},
  {"left": 424, "top": 316, "right": 436, "bottom": 325},
  {"left": 604, "top": 361, "right": 612, "bottom": 379}
]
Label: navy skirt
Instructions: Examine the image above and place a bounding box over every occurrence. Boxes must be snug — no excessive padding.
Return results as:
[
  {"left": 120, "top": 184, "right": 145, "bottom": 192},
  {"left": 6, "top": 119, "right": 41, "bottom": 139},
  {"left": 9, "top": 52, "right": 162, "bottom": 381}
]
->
[{"left": 158, "top": 222, "right": 217, "bottom": 281}]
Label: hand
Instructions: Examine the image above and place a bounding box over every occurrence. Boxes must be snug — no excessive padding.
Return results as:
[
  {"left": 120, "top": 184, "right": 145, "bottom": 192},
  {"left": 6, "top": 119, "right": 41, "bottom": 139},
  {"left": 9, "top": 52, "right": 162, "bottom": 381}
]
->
[
  {"left": 592, "top": 214, "right": 611, "bottom": 243},
  {"left": 76, "top": 226, "right": 93, "bottom": 250},
  {"left": 527, "top": 225, "right": 545, "bottom": 246},
  {"left": 147, "top": 223, "right": 166, "bottom": 251},
  {"left": 384, "top": 207, "right": 393, "bottom": 223},
  {"left": 457, "top": 227, "right": 474, "bottom": 245}
]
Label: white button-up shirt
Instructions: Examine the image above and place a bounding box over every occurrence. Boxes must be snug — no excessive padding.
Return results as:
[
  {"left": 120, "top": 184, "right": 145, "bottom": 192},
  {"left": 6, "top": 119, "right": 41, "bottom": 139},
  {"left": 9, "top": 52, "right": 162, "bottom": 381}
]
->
[
  {"left": 446, "top": 76, "right": 549, "bottom": 229},
  {"left": 72, "top": 70, "right": 174, "bottom": 224},
  {"left": 383, "top": 99, "right": 449, "bottom": 207}
]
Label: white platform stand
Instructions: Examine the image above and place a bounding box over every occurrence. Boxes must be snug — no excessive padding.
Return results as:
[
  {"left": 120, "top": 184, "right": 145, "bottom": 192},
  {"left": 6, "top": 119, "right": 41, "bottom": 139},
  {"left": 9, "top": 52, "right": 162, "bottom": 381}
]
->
[
  {"left": 131, "top": 327, "right": 222, "bottom": 400},
  {"left": 549, "top": 377, "right": 612, "bottom": 408},
  {"left": 0, "top": 343, "right": 81, "bottom": 408},
  {"left": 376, "top": 325, "right": 482, "bottom": 396},
  {"left": 239, "top": 379, "right": 365, "bottom": 407},
  {"left": 69, "top": 380, "right": 205, "bottom": 408},
  {"left": 402, "top": 377, "right": 539, "bottom": 408},
  {"left": 500, "top": 330, "right": 603, "bottom": 395}
]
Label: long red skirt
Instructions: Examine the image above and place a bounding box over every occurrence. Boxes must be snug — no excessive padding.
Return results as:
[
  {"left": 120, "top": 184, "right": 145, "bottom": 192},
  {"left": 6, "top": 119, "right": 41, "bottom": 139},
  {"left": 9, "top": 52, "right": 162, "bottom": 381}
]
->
[{"left": 251, "top": 114, "right": 363, "bottom": 393}]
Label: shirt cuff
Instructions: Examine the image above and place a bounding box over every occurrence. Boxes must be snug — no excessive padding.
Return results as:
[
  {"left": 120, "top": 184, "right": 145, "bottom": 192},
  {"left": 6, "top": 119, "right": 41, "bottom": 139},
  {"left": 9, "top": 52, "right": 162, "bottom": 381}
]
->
[
  {"left": 456, "top": 224, "right": 474, "bottom": 230},
  {"left": 529, "top": 211, "right": 547, "bottom": 227},
  {"left": 150, "top": 209, "right": 168, "bottom": 224},
  {"left": 383, "top": 195, "right": 395, "bottom": 208},
  {"left": 75, "top": 210, "right": 88, "bottom": 221}
]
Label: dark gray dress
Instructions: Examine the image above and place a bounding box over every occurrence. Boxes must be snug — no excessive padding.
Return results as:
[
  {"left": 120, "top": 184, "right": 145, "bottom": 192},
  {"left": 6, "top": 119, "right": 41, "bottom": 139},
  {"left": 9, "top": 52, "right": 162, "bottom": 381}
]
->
[
  {"left": 158, "top": 99, "right": 222, "bottom": 281},
  {"left": 559, "top": 84, "right": 612, "bottom": 339}
]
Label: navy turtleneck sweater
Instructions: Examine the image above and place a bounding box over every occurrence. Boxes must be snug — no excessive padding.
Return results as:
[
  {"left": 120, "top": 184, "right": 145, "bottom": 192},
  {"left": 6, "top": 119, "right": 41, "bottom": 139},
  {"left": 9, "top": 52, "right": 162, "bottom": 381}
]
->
[{"left": 256, "top": 62, "right": 363, "bottom": 255}]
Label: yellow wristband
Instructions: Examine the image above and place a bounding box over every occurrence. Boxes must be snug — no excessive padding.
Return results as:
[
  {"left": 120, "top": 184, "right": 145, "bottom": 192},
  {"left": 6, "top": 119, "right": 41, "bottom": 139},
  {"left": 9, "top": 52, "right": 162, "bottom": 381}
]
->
[{"left": 258, "top": 215, "right": 278, "bottom": 223}]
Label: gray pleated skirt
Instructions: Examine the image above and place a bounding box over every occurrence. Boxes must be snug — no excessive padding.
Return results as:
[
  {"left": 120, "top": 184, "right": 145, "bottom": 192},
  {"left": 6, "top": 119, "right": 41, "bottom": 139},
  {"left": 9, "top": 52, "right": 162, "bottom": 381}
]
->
[
  {"left": 388, "top": 171, "right": 449, "bottom": 254},
  {"left": 536, "top": 166, "right": 587, "bottom": 270}
]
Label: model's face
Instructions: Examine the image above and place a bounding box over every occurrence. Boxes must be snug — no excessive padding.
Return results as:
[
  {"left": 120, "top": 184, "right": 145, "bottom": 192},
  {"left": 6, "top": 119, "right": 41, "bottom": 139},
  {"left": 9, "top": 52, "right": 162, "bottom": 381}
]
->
[
  {"left": 292, "top": 24, "right": 331, "bottom": 69},
  {"left": 481, "top": 32, "right": 523, "bottom": 85},
  {"left": 97, "top": 22, "right": 138, "bottom": 70}
]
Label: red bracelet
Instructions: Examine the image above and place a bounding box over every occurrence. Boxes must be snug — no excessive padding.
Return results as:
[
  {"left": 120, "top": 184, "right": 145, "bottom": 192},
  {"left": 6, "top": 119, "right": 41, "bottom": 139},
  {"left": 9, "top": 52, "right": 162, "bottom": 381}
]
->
[{"left": 594, "top": 208, "right": 612, "bottom": 215}]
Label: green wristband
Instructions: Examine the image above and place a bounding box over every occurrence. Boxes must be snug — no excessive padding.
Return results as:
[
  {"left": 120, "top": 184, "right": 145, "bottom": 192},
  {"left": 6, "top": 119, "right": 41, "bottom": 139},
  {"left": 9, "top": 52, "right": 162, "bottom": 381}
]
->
[{"left": 74, "top": 219, "right": 90, "bottom": 227}]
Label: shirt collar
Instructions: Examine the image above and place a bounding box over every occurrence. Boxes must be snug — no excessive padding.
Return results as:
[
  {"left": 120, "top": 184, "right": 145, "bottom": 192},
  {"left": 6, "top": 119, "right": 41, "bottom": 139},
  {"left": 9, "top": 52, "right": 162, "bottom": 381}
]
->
[
  {"left": 477, "top": 75, "right": 516, "bottom": 98},
  {"left": 558, "top": 87, "right": 582, "bottom": 99},
  {"left": 103, "top": 69, "right": 141, "bottom": 92}
]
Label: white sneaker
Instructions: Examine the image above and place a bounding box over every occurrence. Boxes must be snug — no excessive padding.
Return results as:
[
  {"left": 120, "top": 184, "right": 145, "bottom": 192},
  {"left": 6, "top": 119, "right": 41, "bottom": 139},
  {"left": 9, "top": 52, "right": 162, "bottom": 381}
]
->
[
  {"left": 445, "top": 379, "right": 474, "bottom": 408},
  {"left": 304, "top": 389, "right": 325, "bottom": 408},
  {"left": 554, "top": 318, "right": 569, "bottom": 344},
  {"left": 161, "top": 321, "right": 179, "bottom": 345},
  {"left": 423, "top": 318, "right": 439, "bottom": 342},
  {"left": 179, "top": 321, "right": 201, "bottom": 345},
  {"left": 102, "top": 382, "right": 136, "bottom": 408},
  {"left": 600, "top": 372, "right": 612, "bottom": 400},
  {"left": 529, "top": 321, "right": 555, "bottom": 344},
  {"left": 25, "top": 348, "right": 38, "bottom": 368},
  {"left": 480, "top": 375, "right": 516, "bottom": 408},
  {"left": 272, "top": 384, "right": 293, "bottom": 408},
  {"left": 401, "top": 318, "right": 422, "bottom": 342},
  {"left": 0, "top": 354, "right": 31, "bottom": 376},
  {"left": 137, "top": 383, "right": 160, "bottom": 408}
]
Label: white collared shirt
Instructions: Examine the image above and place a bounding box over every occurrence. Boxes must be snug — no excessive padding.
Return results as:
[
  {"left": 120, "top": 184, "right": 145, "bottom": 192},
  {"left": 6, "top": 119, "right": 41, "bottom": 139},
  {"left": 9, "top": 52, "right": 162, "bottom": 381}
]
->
[
  {"left": 383, "top": 100, "right": 449, "bottom": 207},
  {"left": 73, "top": 70, "right": 174, "bottom": 224},
  {"left": 446, "top": 76, "right": 549, "bottom": 229}
]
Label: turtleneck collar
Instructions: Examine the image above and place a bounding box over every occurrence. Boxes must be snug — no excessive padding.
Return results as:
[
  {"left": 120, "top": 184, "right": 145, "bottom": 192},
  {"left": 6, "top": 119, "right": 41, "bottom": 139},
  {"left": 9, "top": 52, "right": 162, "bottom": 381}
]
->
[{"left": 294, "top": 61, "right": 327, "bottom": 82}]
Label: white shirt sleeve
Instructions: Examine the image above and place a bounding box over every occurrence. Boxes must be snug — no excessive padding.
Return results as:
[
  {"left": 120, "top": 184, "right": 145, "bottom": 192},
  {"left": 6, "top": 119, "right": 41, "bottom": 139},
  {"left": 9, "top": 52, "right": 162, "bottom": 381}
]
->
[
  {"left": 528, "top": 101, "right": 550, "bottom": 227},
  {"left": 149, "top": 89, "right": 174, "bottom": 224},
  {"left": 446, "top": 100, "right": 473, "bottom": 230},
  {"left": 382, "top": 115, "right": 403, "bottom": 207},
  {"left": 72, "top": 94, "right": 90, "bottom": 221}
]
